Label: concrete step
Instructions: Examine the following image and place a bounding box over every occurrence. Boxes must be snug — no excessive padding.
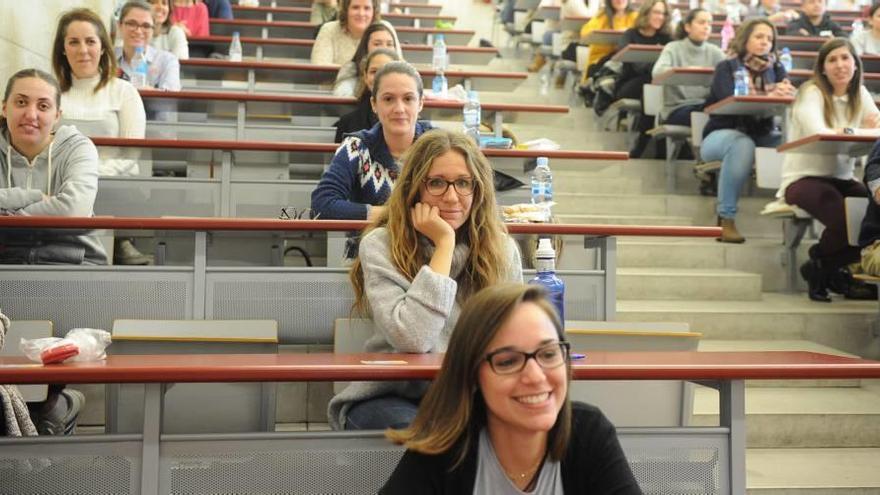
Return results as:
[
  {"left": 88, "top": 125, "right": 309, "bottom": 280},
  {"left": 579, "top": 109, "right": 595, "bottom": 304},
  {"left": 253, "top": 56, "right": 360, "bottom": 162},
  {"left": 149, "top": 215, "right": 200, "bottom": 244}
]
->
[
  {"left": 747, "top": 448, "right": 880, "bottom": 494},
  {"left": 693, "top": 386, "right": 880, "bottom": 448},
  {"left": 614, "top": 237, "right": 812, "bottom": 293},
  {"left": 617, "top": 267, "right": 763, "bottom": 301},
  {"left": 551, "top": 175, "right": 645, "bottom": 194},
  {"left": 616, "top": 293, "right": 880, "bottom": 360},
  {"left": 557, "top": 213, "right": 694, "bottom": 226},
  {"left": 697, "top": 340, "right": 861, "bottom": 388}
]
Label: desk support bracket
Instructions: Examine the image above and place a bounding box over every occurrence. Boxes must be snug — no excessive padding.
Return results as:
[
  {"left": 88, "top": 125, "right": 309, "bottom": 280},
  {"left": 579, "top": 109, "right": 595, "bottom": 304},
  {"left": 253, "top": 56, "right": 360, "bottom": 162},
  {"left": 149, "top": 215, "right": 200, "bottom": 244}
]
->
[
  {"left": 585, "top": 236, "right": 616, "bottom": 320},
  {"left": 141, "top": 383, "right": 164, "bottom": 495},
  {"left": 719, "top": 379, "right": 746, "bottom": 495}
]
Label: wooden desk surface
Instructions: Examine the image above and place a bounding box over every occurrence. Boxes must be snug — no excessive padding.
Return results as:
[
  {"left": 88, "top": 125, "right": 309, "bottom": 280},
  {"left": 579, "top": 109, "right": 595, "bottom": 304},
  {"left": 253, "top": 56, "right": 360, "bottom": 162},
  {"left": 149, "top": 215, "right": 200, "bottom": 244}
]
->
[
  {"left": 0, "top": 216, "right": 721, "bottom": 238},
  {"left": 777, "top": 133, "right": 879, "bottom": 155},
  {"left": 611, "top": 44, "right": 663, "bottom": 63},
  {"left": 704, "top": 95, "right": 794, "bottom": 116},
  {"left": 1, "top": 351, "right": 878, "bottom": 384},
  {"left": 651, "top": 66, "right": 713, "bottom": 86}
]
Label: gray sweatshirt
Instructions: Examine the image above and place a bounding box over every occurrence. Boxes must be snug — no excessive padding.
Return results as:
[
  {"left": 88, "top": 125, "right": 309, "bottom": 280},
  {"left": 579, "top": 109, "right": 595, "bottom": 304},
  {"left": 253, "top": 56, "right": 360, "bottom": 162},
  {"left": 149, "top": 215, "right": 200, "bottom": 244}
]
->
[
  {"left": 652, "top": 38, "right": 725, "bottom": 119},
  {"left": 0, "top": 125, "right": 108, "bottom": 264},
  {"left": 327, "top": 227, "right": 523, "bottom": 429}
]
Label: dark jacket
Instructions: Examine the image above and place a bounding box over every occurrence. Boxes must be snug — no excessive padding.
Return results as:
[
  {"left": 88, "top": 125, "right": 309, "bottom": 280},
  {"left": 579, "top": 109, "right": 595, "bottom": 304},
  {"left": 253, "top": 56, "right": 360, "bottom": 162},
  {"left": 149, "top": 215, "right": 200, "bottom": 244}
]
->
[
  {"left": 859, "top": 139, "right": 880, "bottom": 247},
  {"left": 379, "top": 402, "right": 643, "bottom": 494},
  {"left": 785, "top": 12, "right": 845, "bottom": 37},
  {"left": 334, "top": 94, "right": 378, "bottom": 143},
  {"left": 617, "top": 28, "right": 671, "bottom": 84},
  {"left": 703, "top": 57, "right": 787, "bottom": 139}
]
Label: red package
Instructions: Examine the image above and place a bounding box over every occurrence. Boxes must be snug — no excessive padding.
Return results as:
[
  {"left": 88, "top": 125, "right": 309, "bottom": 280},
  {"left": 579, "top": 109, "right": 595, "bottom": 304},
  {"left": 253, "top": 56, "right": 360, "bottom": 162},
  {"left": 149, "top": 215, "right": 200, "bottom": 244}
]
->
[{"left": 40, "top": 343, "right": 80, "bottom": 365}]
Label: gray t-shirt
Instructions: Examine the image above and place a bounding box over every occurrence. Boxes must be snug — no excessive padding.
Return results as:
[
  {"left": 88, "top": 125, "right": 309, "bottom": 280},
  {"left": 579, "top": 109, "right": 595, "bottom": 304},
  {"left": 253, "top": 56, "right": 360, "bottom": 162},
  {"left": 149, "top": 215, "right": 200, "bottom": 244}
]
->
[{"left": 473, "top": 429, "right": 563, "bottom": 495}]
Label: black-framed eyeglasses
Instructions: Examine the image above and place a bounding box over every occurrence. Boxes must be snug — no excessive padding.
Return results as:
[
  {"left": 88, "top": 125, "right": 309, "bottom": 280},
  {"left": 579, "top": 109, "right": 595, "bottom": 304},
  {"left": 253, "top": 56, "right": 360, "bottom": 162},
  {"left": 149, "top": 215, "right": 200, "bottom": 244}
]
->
[
  {"left": 484, "top": 342, "right": 570, "bottom": 375},
  {"left": 123, "top": 20, "right": 154, "bottom": 31},
  {"left": 422, "top": 177, "right": 475, "bottom": 196}
]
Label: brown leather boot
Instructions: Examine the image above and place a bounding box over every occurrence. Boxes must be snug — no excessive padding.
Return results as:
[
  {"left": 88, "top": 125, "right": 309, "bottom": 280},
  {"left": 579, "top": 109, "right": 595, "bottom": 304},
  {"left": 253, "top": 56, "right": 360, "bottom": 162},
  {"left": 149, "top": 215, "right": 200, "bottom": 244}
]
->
[
  {"left": 527, "top": 53, "right": 546, "bottom": 73},
  {"left": 717, "top": 217, "right": 745, "bottom": 244}
]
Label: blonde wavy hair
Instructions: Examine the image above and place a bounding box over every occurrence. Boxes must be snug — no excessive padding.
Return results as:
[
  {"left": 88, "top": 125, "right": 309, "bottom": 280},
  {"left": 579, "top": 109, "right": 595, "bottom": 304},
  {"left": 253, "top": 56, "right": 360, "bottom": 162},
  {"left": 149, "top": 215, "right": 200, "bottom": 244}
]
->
[{"left": 350, "top": 128, "right": 510, "bottom": 316}]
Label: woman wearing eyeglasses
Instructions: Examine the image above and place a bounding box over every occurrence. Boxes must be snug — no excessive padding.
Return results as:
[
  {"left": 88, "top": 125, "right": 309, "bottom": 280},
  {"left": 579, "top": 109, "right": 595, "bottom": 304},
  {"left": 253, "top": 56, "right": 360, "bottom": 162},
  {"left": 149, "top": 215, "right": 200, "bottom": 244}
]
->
[
  {"left": 327, "top": 129, "right": 523, "bottom": 431},
  {"left": 381, "top": 283, "right": 640, "bottom": 493},
  {"left": 116, "top": 1, "right": 181, "bottom": 91}
]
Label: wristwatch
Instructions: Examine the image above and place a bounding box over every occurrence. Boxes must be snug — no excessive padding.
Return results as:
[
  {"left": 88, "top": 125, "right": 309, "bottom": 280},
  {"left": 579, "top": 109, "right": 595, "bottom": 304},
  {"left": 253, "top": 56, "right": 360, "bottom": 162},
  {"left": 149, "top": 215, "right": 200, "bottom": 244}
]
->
[{"left": 843, "top": 127, "right": 855, "bottom": 135}]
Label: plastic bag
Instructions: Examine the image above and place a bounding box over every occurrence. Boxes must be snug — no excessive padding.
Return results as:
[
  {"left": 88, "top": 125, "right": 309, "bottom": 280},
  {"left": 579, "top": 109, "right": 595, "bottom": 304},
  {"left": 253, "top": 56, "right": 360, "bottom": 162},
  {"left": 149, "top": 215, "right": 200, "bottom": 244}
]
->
[{"left": 20, "top": 328, "right": 112, "bottom": 365}]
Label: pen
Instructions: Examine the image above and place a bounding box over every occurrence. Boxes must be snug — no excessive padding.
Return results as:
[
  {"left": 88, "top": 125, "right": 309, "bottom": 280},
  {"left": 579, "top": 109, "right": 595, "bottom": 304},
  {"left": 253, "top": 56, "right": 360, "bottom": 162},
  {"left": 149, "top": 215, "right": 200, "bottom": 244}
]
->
[{"left": 571, "top": 353, "right": 586, "bottom": 360}]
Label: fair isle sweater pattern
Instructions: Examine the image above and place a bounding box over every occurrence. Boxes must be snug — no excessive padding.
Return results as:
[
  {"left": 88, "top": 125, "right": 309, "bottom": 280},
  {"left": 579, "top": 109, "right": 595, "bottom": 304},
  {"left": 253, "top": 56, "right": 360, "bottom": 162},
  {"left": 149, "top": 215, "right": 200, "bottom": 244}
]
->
[{"left": 350, "top": 136, "right": 399, "bottom": 197}]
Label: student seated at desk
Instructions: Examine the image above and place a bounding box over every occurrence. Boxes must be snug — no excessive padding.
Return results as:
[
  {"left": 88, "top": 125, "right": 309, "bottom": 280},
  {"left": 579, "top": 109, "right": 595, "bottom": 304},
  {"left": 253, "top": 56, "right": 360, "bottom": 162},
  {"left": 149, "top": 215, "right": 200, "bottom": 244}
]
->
[
  {"left": 380, "top": 283, "right": 640, "bottom": 494},
  {"left": 651, "top": 8, "right": 724, "bottom": 126},
  {"left": 746, "top": 0, "right": 799, "bottom": 24},
  {"left": 312, "top": 0, "right": 399, "bottom": 65},
  {"left": 172, "top": 0, "right": 209, "bottom": 38},
  {"left": 701, "top": 18, "right": 795, "bottom": 243},
  {"left": 334, "top": 22, "right": 401, "bottom": 97},
  {"left": 334, "top": 48, "right": 400, "bottom": 142},
  {"left": 612, "top": 0, "right": 671, "bottom": 157},
  {"left": 857, "top": 141, "right": 880, "bottom": 277},
  {"left": 0, "top": 69, "right": 107, "bottom": 265},
  {"left": 785, "top": 0, "right": 845, "bottom": 38},
  {"left": 116, "top": 1, "right": 181, "bottom": 91},
  {"left": 850, "top": 3, "right": 880, "bottom": 56},
  {"left": 149, "top": 0, "right": 189, "bottom": 60},
  {"left": 312, "top": 0, "right": 339, "bottom": 25},
  {"left": 312, "top": 61, "right": 431, "bottom": 222},
  {"left": 578, "top": 0, "right": 638, "bottom": 88},
  {"left": 53, "top": 8, "right": 151, "bottom": 265},
  {"left": 777, "top": 38, "right": 880, "bottom": 301},
  {"left": 327, "top": 129, "right": 524, "bottom": 431}
]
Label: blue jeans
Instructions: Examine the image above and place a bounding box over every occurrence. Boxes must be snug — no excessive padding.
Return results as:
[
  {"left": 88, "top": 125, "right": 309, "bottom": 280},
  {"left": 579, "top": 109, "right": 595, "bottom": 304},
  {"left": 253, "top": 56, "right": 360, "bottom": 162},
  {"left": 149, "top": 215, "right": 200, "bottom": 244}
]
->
[
  {"left": 700, "top": 129, "right": 780, "bottom": 219},
  {"left": 344, "top": 396, "right": 420, "bottom": 430}
]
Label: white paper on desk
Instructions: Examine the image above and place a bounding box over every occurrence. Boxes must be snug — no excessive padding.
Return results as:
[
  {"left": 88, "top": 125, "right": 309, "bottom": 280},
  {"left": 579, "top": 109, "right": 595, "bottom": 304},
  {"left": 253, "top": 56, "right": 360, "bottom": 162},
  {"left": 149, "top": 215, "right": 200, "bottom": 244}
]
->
[{"left": 520, "top": 138, "right": 561, "bottom": 151}]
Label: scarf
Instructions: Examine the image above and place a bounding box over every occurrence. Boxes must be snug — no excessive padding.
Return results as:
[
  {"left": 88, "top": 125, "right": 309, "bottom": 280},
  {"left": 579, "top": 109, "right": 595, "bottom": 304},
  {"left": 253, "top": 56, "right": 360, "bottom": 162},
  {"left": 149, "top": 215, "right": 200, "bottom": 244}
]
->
[
  {"left": 742, "top": 53, "right": 777, "bottom": 94},
  {"left": 0, "top": 309, "right": 38, "bottom": 437}
]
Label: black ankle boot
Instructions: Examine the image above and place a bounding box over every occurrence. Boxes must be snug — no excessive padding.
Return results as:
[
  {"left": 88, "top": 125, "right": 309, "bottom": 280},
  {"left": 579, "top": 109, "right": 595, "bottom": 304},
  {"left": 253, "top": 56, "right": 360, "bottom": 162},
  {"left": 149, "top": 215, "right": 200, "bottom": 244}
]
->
[{"left": 800, "top": 259, "right": 832, "bottom": 302}]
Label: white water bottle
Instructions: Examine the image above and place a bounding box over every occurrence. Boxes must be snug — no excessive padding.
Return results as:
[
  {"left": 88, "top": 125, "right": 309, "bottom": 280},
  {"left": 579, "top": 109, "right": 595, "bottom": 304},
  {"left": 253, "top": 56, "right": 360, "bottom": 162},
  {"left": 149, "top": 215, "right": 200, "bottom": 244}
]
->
[
  {"left": 721, "top": 17, "right": 735, "bottom": 51},
  {"left": 463, "top": 90, "right": 481, "bottom": 146},
  {"left": 670, "top": 8, "right": 682, "bottom": 29},
  {"left": 530, "top": 156, "right": 553, "bottom": 204},
  {"left": 779, "top": 47, "right": 793, "bottom": 74},
  {"left": 852, "top": 19, "right": 865, "bottom": 37},
  {"left": 130, "top": 46, "right": 148, "bottom": 88},
  {"left": 432, "top": 34, "right": 447, "bottom": 72},
  {"left": 229, "top": 31, "right": 243, "bottom": 62}
]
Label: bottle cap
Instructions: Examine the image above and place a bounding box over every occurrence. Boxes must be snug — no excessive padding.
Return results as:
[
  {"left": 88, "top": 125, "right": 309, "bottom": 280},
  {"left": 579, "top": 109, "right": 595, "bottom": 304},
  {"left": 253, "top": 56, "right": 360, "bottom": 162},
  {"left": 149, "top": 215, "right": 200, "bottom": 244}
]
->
[
  {"left": 782, "top": 47, "right": 790, "bottom": 53},
  {"left": 436, "top": 34, "right": 445, "bottom": 42},
  {"left": 536, "top": 238, "right": 555, "bottom": 258},
  {"left": 233, "top": 31, "right": 240, "bottom": 37},
  {"left": 536, "top": 156, "right": 548, "bottom": 168}
]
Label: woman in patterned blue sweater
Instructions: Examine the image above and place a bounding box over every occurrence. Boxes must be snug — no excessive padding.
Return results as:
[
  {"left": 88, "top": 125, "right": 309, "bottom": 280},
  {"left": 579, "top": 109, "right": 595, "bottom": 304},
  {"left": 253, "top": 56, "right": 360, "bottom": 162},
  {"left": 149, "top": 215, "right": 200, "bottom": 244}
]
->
[{"left": 311, "top": 61, "right": 432, "bottom": 221}]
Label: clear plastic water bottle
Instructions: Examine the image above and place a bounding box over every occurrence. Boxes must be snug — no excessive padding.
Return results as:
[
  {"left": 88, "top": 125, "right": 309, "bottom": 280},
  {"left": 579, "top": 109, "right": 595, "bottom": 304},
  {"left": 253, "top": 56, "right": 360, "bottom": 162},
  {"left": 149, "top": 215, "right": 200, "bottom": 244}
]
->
[
  {"left": 463, "top": 90, "right": 481, "bottom": 145},
  {"left": 432, "top": 34, "right": 447, "bottom": 72},
  {"left": 529, "top": 238, "right": 565, "bottom": 323},
  {"left": 670, "top": 8, "right": 682, "bottom": 29},
  {"left": 734, "top": 66, "right": 749, "bottom": 96},
  {"left": 130, "top": 46, "right": 148, "bottom": 88},
  {"left": 725, "top": 0, "right": 741, "bottom": 23},
  {"left": 530, "top": 156, "right": 553, "bottom": 204},
  {"left": 779, "top": 47, "right": 793, "bottom": 74},
  {"left": 721, "top": 17, "right": 735, "bottom": 52},
  {"left": 432, "top": 72, "right": 448, "bottom": 98},
  {"left": 229, "top": 31, "right": 243, "bottom": 62},
  {"left": 852, "top": 19, "right": 865, "bottom": 37}
]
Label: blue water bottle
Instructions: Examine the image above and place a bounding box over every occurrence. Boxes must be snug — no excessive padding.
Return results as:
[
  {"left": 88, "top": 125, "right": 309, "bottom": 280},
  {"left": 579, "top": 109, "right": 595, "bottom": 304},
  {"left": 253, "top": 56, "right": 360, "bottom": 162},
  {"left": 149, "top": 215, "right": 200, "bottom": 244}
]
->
[
  {"left": 779, "top": 47, "right": 793, "bottom": 74},
  {"left": 734, "top": 66, "right": 749, "bottom": 96},
  {"left": 529, "top": 238, "right": 565, "bottom": 323}
]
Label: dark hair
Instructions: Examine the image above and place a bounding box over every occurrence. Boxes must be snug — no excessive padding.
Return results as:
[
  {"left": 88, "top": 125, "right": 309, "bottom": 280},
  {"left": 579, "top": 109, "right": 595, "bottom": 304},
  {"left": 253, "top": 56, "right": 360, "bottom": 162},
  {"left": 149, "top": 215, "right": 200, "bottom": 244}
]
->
[
  {"left": 870, "top": 1, "right": 880, "bottom": 18},
  {"left": 147, "top": 0, "right": 175, "bottom": 34},
  {"left": 729, "top": 18, "right": 778, "bottom": 59},
  {"left": 634, "top": 0, "right": 671, "bottom": 36},
  {"left": 675, "top": 7, "right": 707, "bottom": 40},
  {"left": 357, "top": 47, "right": 400, "bottom": 99},
  {"left": 52, "top": 8, "right": 117, "bottom": 93},
  {"left": 371, "top": 60, "right": 424, "bottom": 101},
  {"left": 386, "top": 283, "right": 572, "bottom": 467},
  {"left": 349, "top": 23, "right": 398, "bottom": 66},
  {"left": 804, "top": 37, "right": 863, "bottom": 128},
  {"left": 1, "top": 69, "right": 62, "bottom": 134},
  {"left": 601, "top": 0, "right": 634, "bottom": 21},
  {"left": 119, "top": 0, "right": 153, "bottom": 25},
  {"left": 339, "top": 0, "right": 382, "bottom": 30}
]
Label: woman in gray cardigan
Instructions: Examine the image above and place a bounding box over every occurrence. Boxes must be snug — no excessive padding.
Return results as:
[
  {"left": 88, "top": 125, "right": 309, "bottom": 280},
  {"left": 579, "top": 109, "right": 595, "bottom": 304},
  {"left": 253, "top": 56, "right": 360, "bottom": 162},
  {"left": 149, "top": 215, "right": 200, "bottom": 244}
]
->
[{"left": 328, "top": 129, "right": 523, "bottom": 430}]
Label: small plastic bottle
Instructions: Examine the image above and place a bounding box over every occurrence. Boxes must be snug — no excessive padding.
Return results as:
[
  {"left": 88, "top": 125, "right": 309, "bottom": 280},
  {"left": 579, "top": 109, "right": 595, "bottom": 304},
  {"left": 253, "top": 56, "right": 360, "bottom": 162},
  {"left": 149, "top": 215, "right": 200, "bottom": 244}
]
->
[
  {"left": 670, "top": 8, "right": 682, "bottom": 29},
  {"left": 720, "top": 17, "right": 735, "bottom": 52},
  {"left": 529, "top": 238, "right": 565, "bottom": 323},
  {"left": 530, "top": 156, "right": 553, "bottom": 204},
  {"left": 779, "top": 47, "right": 793, "bottom": 74},
  {"left": 130, "top": 47, "right": 148, "bottom": 88},
  {"left": 432, "top": 72, "right": 448, "bottom": 98},
  {"left": 432, "top": 34, "right": 447, "bottom": 72},
  {"left": 852, "top": 19, "right": 865, "bottom": 37},
  {"left": 734, "top": 66, "right": 749, "bottom": 96},
  {"left": 229, "top": 32, "right": 243, "bottom": 62},
  {"left": 462, "top": 90, "right": 481, "bottom": 146}
]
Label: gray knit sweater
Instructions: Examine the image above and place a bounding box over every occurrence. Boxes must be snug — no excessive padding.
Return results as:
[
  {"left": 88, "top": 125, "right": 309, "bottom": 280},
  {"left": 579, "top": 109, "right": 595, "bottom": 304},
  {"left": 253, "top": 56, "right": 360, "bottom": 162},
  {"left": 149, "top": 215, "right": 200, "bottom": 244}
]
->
[
  {"left": 327, "top": 227, "right": 523, "bottom": 429},
  {"left": 651, "top": 38, "right": 725, "bottom": 119},
  {"left": 0, "top": 309, "right": 38, "bottom": 437}
]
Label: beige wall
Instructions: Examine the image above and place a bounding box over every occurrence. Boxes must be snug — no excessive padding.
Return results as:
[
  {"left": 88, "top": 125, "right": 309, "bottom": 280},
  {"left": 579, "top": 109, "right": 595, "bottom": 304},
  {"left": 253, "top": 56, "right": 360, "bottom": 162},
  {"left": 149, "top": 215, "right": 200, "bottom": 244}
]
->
[{"left": 0, "top": 1, "right": 115, "bottom": 90}]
